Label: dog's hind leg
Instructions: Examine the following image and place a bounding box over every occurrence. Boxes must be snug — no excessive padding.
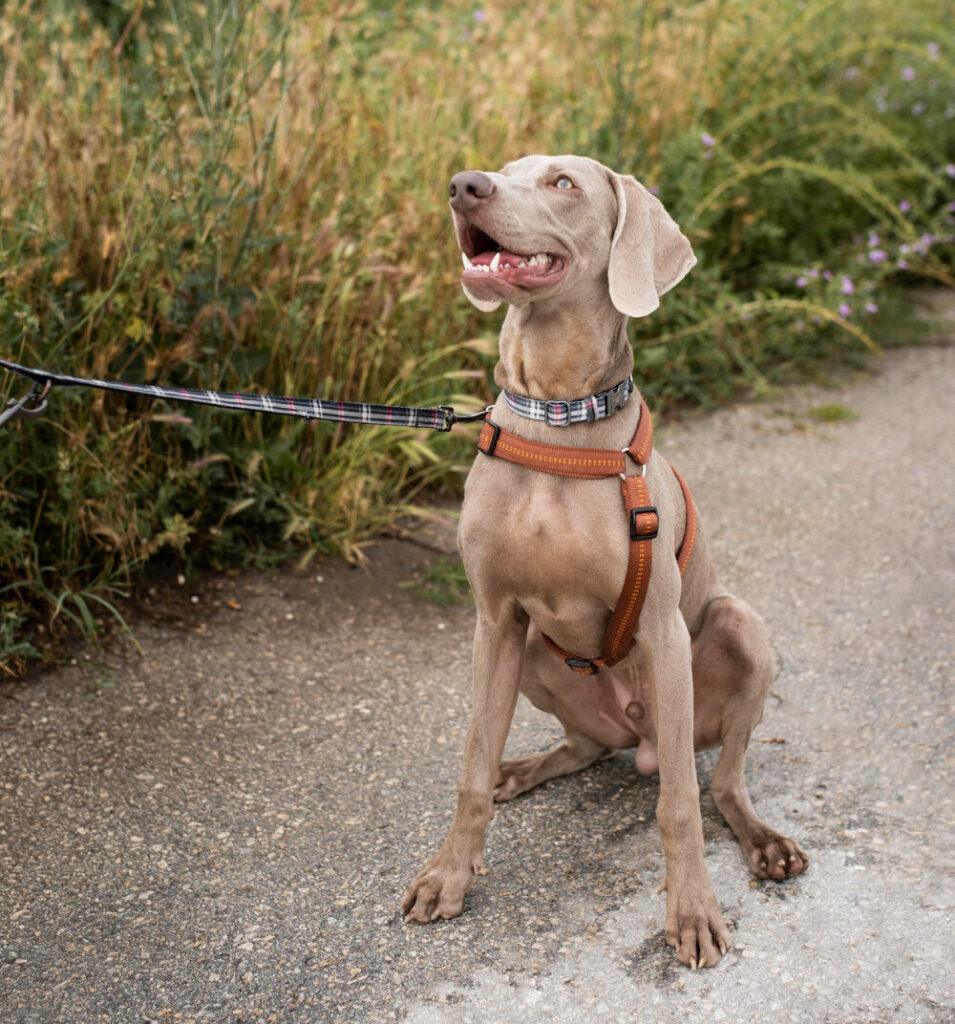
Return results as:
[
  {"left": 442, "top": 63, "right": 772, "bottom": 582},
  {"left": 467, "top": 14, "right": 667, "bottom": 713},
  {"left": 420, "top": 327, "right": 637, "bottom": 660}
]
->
[
  {"left": 494, "top": 726, "right": 610, "bottom": 802},
  {"left": 693, "top": 595, "right": 809, "bottom": 881}
]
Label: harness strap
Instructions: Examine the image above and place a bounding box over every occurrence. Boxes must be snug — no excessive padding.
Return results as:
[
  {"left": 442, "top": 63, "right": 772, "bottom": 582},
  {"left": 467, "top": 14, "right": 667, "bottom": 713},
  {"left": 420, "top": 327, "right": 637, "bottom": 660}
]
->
[
  {"left": 477, "top": 419, "right": 628, "bottom": 477},
  {"left": 476, "top": 398, "right": 697, "bottom": 676},
  {"left": 476, "top": 397, "right": 655, "bottom": 477}
]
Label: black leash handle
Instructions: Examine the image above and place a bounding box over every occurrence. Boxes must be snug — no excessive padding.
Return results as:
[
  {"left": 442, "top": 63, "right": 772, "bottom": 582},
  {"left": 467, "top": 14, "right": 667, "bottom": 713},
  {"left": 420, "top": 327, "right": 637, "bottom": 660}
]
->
[{"left": 0, "top": 357, "right": 488, "bottom": 432}]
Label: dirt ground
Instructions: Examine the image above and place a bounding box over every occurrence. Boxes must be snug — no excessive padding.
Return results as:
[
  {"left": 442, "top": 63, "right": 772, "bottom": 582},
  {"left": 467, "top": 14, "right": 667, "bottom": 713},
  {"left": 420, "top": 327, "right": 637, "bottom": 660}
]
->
[{"left": 1, "top": 343, "right": 953, "bottom": 1023}]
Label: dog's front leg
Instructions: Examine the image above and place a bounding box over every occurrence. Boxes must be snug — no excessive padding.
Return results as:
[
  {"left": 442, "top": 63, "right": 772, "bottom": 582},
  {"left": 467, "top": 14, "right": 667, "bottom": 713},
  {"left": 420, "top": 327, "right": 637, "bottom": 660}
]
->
[
  {"left": 402, "top": 603, "right": 528, "bottom": 923},
  {"left": 649, "top": 611, "right": 732, "bottom": 969}
]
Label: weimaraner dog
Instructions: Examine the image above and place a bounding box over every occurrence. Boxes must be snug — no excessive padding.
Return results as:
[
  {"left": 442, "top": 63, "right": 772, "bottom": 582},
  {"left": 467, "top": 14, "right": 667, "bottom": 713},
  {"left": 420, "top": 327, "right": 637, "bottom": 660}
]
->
[{"left": 402, "top": 155, "right": 808, "bottom": 969}]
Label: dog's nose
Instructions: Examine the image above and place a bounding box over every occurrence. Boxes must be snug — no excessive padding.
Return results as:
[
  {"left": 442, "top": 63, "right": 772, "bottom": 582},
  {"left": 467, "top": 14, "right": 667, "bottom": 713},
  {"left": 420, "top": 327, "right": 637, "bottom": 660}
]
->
[{"left": 449, "top": 170, "right": 495, "bottom": 212}]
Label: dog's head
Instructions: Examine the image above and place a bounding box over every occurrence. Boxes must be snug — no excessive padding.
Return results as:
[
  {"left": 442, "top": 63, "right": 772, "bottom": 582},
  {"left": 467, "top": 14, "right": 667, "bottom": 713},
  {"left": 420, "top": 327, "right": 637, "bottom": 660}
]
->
[{"left": 449, "top": 154, "right": 695, "bottom": 316}]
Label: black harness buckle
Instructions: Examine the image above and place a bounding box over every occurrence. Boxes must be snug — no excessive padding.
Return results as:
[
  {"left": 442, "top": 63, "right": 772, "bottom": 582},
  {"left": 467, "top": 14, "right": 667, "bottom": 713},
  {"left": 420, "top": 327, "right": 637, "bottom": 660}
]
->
[
  {"left": 629, "top": 505, "right": 659, "bottom": 541},
  {"left": 565, "top": 657, "right": 599, "bottom": 675},
  {"left": 479, "top": 419, "right": 501, "bottom": 457}
]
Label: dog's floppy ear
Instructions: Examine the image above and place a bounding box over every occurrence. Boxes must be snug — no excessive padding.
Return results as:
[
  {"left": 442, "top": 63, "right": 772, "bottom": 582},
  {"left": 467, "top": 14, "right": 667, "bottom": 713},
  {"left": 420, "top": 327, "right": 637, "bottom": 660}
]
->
[
  {"left": 607, "top": 173, "right": 696, "bottom": 318},
  {"left": 461, "top": 281, "right": 503, "bottom": 313}
]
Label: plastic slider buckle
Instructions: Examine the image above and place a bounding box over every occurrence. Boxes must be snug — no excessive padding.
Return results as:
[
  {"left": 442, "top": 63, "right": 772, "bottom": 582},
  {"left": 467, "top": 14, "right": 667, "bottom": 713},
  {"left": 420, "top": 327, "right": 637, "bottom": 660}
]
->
[
  {"left": 605, "top": 383, "right": 626, "bottom": 414},
  {"left": 544, "top": 399, "right": 571, "bottom": 426},
  {"left": 479, "top": 419, "right": 501, "bottom": 456},
  {"left": 629, "top": 505, "right": 659, "bottom": 541}
]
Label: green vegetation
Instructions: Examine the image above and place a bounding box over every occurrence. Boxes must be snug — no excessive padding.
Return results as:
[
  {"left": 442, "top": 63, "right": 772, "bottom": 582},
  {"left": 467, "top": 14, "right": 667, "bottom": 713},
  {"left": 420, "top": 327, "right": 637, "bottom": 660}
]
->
[
  {"left": 401, "top": 558, "right": 473, "bottom": 607},
  {"left": 1, "top": 0, "right": 952, "bottom": 671},
  {"left": 808, "top": 403, "right": 860, "bottom": 423}
]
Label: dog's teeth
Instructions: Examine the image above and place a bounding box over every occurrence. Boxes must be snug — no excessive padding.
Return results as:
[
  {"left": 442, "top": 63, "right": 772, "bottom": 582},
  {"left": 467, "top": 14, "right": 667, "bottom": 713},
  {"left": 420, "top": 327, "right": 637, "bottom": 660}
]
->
[
  {"left": 518, "top": 260, "right": 526, "bottom": 268},
  {"left": 461, "top": 253, "right": 472, "bottom": 269},
  {"left": 489, "top": 252, "right": 501, "bottom": 272}
]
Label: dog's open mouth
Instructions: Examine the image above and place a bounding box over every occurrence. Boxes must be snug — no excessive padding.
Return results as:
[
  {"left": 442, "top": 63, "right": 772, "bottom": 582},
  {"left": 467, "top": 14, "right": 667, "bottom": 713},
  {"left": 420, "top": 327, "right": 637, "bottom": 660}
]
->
[{"left": 458, "top": 224, "right": 567, "bottom": 289}]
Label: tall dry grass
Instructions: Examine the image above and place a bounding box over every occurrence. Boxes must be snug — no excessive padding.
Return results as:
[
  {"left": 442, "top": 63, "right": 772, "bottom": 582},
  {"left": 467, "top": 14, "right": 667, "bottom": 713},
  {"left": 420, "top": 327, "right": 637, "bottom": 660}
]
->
[{"left": 0, "top": 0, "right": 952, "bottom": 668}]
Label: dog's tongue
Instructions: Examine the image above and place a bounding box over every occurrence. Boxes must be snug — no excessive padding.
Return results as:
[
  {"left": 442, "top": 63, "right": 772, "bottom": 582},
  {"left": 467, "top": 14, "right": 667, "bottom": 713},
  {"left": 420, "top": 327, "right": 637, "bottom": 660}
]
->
[{"left": 469, "top": 248, "right": 525, "bottom": 267}]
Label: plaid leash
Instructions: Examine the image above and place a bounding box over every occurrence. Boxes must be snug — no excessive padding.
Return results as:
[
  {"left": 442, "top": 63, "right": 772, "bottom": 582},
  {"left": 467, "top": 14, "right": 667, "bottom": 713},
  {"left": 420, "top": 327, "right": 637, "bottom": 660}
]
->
[
  {"left": 0, "top": 357, "right": 489, "bottom": 432},
  {"left": 503, "top": 376, "right": 634, "bottom": 427}
]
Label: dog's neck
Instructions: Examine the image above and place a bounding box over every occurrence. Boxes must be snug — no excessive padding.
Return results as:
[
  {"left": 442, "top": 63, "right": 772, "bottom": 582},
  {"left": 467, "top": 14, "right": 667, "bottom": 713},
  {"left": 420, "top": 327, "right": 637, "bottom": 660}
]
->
[{"left": 493, "top": 294, "right": 633, "bottom": 400}]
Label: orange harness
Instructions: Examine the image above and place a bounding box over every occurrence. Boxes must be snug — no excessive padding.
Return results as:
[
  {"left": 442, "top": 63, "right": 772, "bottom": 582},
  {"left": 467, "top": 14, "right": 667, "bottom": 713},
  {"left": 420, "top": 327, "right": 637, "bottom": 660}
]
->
[{"left": 476, "top": 398, "right": 698, "bottom": 675}]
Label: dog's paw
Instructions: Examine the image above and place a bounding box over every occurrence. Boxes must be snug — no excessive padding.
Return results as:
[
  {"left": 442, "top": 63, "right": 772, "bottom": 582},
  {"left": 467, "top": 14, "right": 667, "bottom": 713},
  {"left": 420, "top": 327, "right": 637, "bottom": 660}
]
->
[
  {"left": 745, "top": 830, "right": 809, "bottom": 881},
  {"left": 401, "top": 856, "right": 479, "bottom": 923},
  {"left": 664, "top": 880, "right": 732, "bottom": 969}
]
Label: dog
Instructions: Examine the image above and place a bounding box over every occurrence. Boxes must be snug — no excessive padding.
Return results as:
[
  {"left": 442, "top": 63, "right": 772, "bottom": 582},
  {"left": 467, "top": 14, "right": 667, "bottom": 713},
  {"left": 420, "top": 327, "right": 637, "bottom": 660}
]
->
[{"left": 401, "top": 155, "right": 808, "bottom": 969}]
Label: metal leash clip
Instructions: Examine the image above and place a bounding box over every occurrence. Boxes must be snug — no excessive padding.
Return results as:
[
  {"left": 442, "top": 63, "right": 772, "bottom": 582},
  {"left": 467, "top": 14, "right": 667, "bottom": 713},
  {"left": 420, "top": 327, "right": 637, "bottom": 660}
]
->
[
  {"left": 0, "top": 380, "right": 51, "bottom": 429},
  {"left": 438, "top": 405, "right": 493, "bottom": 431}
]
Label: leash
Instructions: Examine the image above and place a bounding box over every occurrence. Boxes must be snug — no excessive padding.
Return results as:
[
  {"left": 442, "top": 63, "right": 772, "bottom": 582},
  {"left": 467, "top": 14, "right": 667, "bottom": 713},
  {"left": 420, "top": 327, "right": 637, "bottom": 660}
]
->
[
  {"left": 0, "top": 357, "right": 490, "bottom": 432},
  {"left": 2, "top": 354, "right": 699, "bottom": 677}
]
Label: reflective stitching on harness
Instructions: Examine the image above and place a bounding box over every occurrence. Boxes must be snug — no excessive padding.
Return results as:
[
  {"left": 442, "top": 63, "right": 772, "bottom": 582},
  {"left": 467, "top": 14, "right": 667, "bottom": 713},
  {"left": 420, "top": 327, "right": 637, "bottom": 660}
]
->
[
  {"left": 493, "top": 441, "right": 622, "bottom": 469},
  {"left": 611, "top": 530, "right": 648, "bottom": 655}
]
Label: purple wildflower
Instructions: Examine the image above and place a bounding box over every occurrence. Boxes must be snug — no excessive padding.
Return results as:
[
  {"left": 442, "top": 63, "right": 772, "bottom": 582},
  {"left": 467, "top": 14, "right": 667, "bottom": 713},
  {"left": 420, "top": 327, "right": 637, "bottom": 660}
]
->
[
  {"left": 844, "top": 67, "right": 860, "bottom": 81},
  {"left": 865, "top": 302, "right": 879, "bottom": 314},
  {"left": 840, "top": 275, "right": 855, "bottom": 295},
  {"left": 914, "top": 233, "right": 935, "bottom": 254},
  {"left": 875, "top": 94, "right": 889, "bottom": 113},
  {"left": 897, "top": 259, "right": 909, "bottom": 269},
  {"left": 473, "top": 9, "right": 486, "bottom": 22},
  {"left": 901, "top": 65, "right": 915, "bottom": 81},
  {"left": 899, "top": 199, "right": 912, "bottom": 213},
  {"left": 823, "top": 270, "right": 833, "bottom": 281},
  {"left": 838, "top": 303, "right": 852, "bottom": 318},
  {"left": 927, "top": 42, "right": 940, "bottom": 59},
  {"left": 647, "top": 185, "right": 660, "bottom": 195},
  {"left": 867, "top": 231, "right": 881, "bottom": 248},
  {"left": 808, "top": 268, "right": 819, "bottom": 279},
  {"left": 701, "top": 132, "right": 716, "bottom": 148},
  {"left": 869, "top": 248, "right": 887, "bottom": 264},
  {"left": 795, "top": 276, "right": 809, "bottom": 287},
  {"left": 912, "top": 101, "right": 926, "bottom": 116},
  {"left": 946, "top": 163, "right": 955, "bottom": 178}
]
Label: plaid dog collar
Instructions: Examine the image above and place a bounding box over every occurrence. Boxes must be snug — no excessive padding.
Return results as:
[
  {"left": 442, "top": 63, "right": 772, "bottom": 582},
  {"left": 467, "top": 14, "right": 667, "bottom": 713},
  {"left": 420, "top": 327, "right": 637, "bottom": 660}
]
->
[{"left": 503, "top": 376, "right": 634, "bottom": 427}]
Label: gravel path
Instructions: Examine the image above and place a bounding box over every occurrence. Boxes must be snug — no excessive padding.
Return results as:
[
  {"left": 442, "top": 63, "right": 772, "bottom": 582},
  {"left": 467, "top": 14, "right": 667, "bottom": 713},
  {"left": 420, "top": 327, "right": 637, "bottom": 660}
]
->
[{"left": 1, "top": 343, "right": 953, "bottom": 1024}]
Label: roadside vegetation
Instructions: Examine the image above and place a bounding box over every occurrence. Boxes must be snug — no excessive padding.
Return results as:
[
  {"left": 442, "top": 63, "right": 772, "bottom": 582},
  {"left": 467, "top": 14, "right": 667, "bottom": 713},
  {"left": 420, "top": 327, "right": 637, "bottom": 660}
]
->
[{"left": 1, "top": 0, "right": 952, "bottom": 671}]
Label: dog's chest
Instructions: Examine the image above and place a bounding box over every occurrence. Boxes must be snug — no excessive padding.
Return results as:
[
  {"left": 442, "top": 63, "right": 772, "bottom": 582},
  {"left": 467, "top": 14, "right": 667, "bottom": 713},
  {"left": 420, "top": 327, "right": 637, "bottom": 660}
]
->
[{"left": 459, "top": 463, "right": 629, "bottom": 609}]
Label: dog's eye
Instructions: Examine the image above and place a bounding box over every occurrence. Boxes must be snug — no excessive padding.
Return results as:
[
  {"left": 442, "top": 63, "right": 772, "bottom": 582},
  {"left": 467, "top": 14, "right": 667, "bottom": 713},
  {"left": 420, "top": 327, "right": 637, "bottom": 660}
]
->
[{"left": 554, "top": 176, "right": 574, "bottom": 190}]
